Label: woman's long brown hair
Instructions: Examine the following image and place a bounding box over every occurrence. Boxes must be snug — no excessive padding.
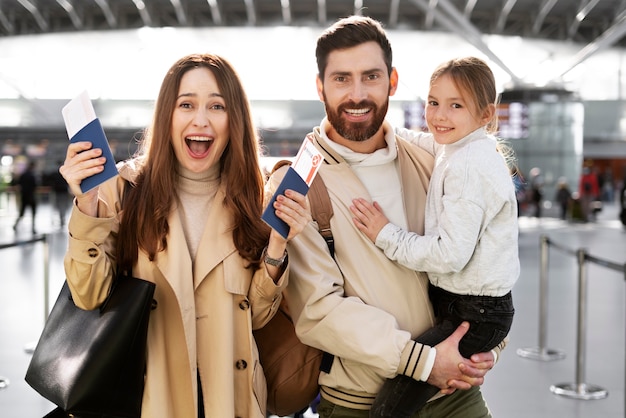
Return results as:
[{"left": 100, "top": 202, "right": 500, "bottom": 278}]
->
[{"left": 117, "top": 53, "right": 269, "bottom": 273}]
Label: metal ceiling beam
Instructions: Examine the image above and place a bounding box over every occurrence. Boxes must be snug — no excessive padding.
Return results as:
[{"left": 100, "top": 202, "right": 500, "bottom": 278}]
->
[
  {"left": 354, "top": 0, "right": 363, "bottom": 16},
  {"left": 17, "top": 0, "right": 48, "bottom": 31},
  {"left": 0, "top": 8, "right": 15, "bottom": 34},
  {"left": 56, "top": 0, "right": 82, "bottom": 30},
  {"left": 94, "top": 0, "right": 118, "bottom": 28},
  {"left": 131, "top": 0, "right": 152, "bottom": 26},
  {"left": 568, "top": 0, "right": 600, "bottom": 39},
  {"left": 408, "top": 0, "right": 523, "bottom": 84},
  {"left": 206, "top": 0, "right": 222, "bottom": 25},
  {"left": 244, "top": 0, "right": 256, "bottom": 25},
  {"left": 170, "top": 0, "right": 187, "bottom": 25},
  {"left": 463, "top": 0, "right": 477, "bottom": 18},
  {"left": 389, "top": 0, "right": 400, "bottom": 27},
  {"left": 317, "top": 0, "right": 326, "bottom": 25},
  {"left": 619, "top": 0, "right": 626, "bottom": 18},
  {"left": 425, "top": 0, "right": 438, "bottom": 29},
  {"left": 281, "top": 0, "right": 291, "bottom": 25},
  {"left": 495, "top": 0, "right": 517, "bottom": 33},
  {"left": 532, "top": 0, "right": 557, "bottom": 35},
  {"left": 557, "top": 13, "right": 626, "bottom": 79}
]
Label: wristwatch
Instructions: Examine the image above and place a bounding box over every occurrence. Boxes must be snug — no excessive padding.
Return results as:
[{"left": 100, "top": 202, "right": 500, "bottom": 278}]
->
[{"left": 263, "top": 247, "right": 287, "bottom": 267}]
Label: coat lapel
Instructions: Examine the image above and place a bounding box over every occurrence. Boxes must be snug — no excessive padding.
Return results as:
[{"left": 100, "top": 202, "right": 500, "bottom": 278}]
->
[
  {"left": 312, "top": 127, "right": 433, "bottom": 236},
  {"left": 153, "top": 185, "right": 237, "bottom": 292},
  {"left": 155, "top": 204, "right": 194, "bottom": 299},
  {"left": 194, "top": 185, "right": 236, "bottom": 289}
]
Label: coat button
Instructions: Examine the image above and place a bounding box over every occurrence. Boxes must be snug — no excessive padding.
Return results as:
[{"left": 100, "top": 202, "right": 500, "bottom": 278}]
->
[
  {"left": 235, "top": 359, "right": 247, "bottom": 370},
  {"left": 151, "top": 299, "right": 158, "bottom": 310},
  {"left": 87, "top": 247, "right": 98, "bottom": 257},
  {"left": 238, "top": 299, "right": 250, "bottom": 310}
]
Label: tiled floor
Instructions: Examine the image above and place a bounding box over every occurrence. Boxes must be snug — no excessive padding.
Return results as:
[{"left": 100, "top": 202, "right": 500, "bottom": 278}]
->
[{"left": 0, "top": 195, "right": 624, "bottom": 418}]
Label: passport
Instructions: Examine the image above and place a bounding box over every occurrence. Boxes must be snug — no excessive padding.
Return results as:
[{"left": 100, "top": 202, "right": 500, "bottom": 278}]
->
[
  {"left": 68, "top": 117, "right": 118, "bottom": 193},
  {"left": 62, "top": 91, "right": 119, "bottom": 193},
  {"left": 262, "top": 135, "right": 324, "bottom": 238},
  {"left": 262, "top": 166, "right": 309, "bottom": 239}
]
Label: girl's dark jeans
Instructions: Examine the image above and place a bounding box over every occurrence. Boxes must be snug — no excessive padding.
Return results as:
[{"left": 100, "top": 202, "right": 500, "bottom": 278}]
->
[{"left": 370, "top": 283, "right": 514, "bottom": 418}]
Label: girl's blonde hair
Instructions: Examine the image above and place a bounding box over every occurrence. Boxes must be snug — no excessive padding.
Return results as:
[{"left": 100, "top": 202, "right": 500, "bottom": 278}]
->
[
  {"left": 430, "top": 56, "right": 498, "bottom": 133},
  {"left": 431, "top": 56, "right": 517, "bottom": 172}
]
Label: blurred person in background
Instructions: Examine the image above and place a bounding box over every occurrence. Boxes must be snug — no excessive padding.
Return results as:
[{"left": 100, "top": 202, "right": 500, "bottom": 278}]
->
[
  {"left": 555, "top": 177, "right": 572, "bottom": 221},
  {"left": 618, "top": 176, "right": 626, "bottom": 227},
  {"left": 12, "top": 160, "right": 38, "bottom": 234},
  {"left": 528, "top": 167, "right": 543, "bottom": 218},
  {"left": 579, "top": 165, "right": 600, "bottom": 221}
]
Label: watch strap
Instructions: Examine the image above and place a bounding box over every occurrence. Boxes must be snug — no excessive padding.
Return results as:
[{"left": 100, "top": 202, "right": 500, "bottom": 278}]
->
[{"left": 263, "top": 247, "right": 287, "bottom": 267}]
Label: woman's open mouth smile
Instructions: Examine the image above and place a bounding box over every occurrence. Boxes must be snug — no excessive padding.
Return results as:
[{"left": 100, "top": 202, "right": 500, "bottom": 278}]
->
[{"left": 185, "top": 135, "right": 213, "bottom": 158}]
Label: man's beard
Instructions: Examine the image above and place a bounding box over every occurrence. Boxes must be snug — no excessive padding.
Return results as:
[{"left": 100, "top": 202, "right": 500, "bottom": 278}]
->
[{"left": 324, "top": 96, "right": 389, "bottom": 143}]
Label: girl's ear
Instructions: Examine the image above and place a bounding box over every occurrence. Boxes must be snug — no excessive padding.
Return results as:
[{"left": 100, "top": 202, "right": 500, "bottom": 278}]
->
[{"left": 482, "top": 103, "right": 496, "bottom": 125}]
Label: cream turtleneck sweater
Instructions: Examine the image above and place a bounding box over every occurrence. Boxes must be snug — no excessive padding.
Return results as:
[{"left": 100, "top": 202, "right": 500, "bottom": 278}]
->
[{"left": 176, "top": 164, "right": 220, "bottom": 264}]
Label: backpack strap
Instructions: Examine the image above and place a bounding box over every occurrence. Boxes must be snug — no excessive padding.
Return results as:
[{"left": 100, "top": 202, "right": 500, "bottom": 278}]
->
[{"left": 307, "top": 175, "right": 334, "bottom": 258}]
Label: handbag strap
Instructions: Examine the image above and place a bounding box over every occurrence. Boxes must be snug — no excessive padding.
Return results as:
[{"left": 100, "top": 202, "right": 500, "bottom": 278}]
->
[{"left": 117, "top": 179, "right": 133, "bottom": 277}]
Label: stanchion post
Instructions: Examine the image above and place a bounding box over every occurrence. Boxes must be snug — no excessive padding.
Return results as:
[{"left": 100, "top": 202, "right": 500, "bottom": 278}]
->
[
  {"left": 0, "top": 234, "right": 51, "bottom": 383},
  {"left": 0, "top": 234, "right": 14, "bottom": 388},
  {"left": 42, "top": 234, "right": 50, "bottom": 322},
  {"left": 550, "top": 248, "right": 608, "bottom": 400},
  {"left": 517, "top": 234, "right": 566, "bottom": 361},
  {"left": 24, "top": 234, "right": 49, "bottom": 355}
]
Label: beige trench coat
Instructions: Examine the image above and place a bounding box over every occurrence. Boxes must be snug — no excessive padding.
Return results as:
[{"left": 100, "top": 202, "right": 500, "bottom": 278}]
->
[{"left": 64, "top": 163, "right": 286, "bottom": 418}]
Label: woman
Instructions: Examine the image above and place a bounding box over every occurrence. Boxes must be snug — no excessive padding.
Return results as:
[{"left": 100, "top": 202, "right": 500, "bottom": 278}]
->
[{"left": 59, "top": 53, "right": 310, "bottom": 417}]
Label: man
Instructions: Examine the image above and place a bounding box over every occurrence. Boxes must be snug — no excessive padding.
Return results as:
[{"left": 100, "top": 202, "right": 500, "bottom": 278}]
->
[
  {"left": 267, "top": 16, "right": 499, "bottom": 417},
  {"left": 619, "top": 176, "right": 626, "bottom": 227},
  {"left": 528, "top": 167, "right": 543, "bottom": 218},
  {"left": 13, "top": 160, "right": 38, "bottom": 234},
  {"left": 578, "top": 166, "right": 599, "bottom": 222}
]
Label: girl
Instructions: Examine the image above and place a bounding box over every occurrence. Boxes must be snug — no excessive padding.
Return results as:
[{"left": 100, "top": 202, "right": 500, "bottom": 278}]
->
[{"left": 350, "top": 56, "right": 519, "bottom": 418}]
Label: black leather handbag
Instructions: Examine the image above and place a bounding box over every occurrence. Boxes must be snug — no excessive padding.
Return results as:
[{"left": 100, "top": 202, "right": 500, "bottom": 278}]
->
[{"left": 25, "top": 274, "right": 156, "bottom": 418}]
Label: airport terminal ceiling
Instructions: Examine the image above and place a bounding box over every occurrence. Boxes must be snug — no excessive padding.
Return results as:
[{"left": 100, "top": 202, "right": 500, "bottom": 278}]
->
[
  {"left": 2, "top": 1, "right": 626, "bottom": 98},
  {"left": 2, "top": 0, "right": 626, "bottom": 172},
  {"left": 1, "top": 0, "right": 625, "bottom": 50}
]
